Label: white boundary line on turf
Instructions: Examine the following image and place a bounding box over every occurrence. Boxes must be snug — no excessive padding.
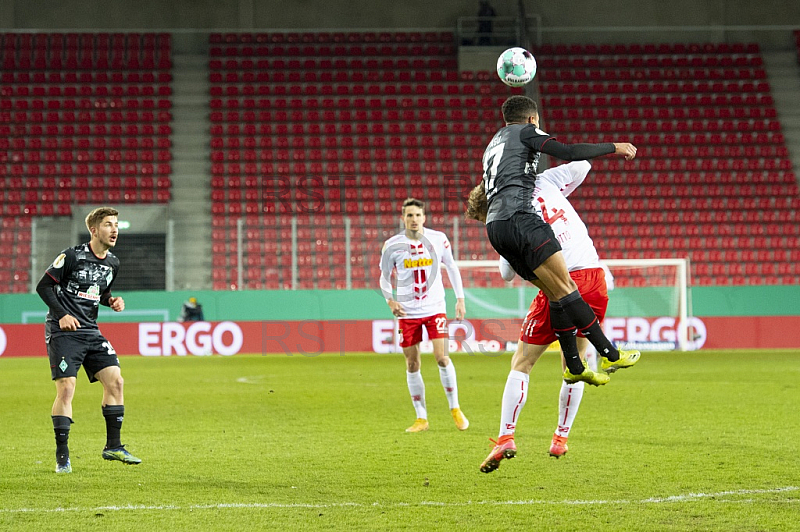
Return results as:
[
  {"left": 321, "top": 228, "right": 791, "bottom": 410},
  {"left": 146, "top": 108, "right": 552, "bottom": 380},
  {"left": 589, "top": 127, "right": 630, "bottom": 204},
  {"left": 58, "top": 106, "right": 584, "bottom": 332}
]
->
[{"left": 2, "top": 487, "right": 797, "bottom": 514}]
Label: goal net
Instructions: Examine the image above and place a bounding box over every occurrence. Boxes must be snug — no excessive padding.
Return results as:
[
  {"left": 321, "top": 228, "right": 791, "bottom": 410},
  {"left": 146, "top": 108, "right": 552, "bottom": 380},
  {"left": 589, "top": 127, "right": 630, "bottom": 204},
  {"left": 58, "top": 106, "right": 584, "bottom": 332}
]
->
[{"left": 453, "top": 258, "right": 694, "bottom": 351}]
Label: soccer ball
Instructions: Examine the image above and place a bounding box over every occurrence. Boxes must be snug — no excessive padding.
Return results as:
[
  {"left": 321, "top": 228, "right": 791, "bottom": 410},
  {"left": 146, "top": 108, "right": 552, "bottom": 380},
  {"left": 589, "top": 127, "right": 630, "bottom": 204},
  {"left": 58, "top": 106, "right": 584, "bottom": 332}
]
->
[{"left": 496, "top": 47, "right": 537, "bottom": 87}]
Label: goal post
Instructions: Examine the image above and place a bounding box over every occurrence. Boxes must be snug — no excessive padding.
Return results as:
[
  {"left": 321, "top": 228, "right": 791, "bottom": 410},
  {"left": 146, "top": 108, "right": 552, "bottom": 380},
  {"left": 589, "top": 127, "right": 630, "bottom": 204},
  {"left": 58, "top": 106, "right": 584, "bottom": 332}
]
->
[
  {"left": 601, "top": 258, "right": 691, "bottom": 351},
  {"left": 452, "top": 257, "right": 693, "bottom": 351}
]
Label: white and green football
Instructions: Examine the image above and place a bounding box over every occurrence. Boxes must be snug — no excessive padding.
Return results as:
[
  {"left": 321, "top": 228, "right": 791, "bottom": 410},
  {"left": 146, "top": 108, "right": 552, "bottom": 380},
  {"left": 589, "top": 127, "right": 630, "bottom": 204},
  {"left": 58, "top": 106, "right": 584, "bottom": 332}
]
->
[{"left": 496, "top": 47, "right": 537, "bottom": 87}]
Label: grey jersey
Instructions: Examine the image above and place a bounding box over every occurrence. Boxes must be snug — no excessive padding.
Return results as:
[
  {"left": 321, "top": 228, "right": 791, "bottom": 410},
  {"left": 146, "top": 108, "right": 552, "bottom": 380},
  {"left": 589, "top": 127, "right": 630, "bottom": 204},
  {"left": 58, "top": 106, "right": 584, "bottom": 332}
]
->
[
  {"left": 482, "top": 123, "right": 555, "bottom": 223},
  {"left": 44, "top": 243, "right": 119, "bottom": 339}
]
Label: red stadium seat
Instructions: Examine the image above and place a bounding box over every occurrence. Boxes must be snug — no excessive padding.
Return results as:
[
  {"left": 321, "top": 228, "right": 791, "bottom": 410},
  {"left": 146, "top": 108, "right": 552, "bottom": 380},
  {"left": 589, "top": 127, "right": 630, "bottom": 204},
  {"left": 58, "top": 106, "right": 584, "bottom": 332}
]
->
[{"left": 199, "top": 35, "right": 798, "bottom": 289}]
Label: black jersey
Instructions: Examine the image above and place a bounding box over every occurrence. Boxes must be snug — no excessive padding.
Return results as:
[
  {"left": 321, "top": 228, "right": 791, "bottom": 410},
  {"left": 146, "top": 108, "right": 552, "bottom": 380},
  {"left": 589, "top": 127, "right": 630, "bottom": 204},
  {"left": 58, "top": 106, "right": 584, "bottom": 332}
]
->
[
  {"left": 43, "top": 243, "right": 120, "bottom": 339},
  {"left": 482, "top": 123, "right": 555, "bottom": 223}
]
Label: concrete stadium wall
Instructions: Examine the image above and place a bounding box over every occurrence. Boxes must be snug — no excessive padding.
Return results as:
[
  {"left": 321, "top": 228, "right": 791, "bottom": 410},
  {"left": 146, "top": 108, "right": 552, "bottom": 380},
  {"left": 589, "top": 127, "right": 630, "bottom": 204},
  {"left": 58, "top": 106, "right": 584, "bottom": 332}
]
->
[{"left": 3, "top": 0, "right": 799, "bottom": 31}]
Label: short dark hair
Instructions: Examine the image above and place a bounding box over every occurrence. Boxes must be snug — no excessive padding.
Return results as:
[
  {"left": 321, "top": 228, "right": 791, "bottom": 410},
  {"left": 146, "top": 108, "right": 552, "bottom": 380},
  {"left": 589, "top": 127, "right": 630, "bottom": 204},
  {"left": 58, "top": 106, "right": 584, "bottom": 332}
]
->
[
  {"left": 85, "top": 206, "right": 119, "bottom": 232},
  {"left": 502, "top": 95, "right": 538, "bottom": 124},
  {"left": 401, "top": 198, "right": 425, "bottom": 214}
]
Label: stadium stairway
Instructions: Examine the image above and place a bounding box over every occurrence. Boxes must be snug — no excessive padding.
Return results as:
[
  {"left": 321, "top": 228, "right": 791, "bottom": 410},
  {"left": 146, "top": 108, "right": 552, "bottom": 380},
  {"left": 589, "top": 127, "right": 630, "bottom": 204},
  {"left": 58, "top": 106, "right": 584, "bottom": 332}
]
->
[
  {"left": 761, "top": 49, "right": 800, "bottom": 171},
  {"left": 168, "top": 53, "right": 212, "bottom": 290},
  {"left": 763, "top": 30, "right": 800, "bottom": 173}
]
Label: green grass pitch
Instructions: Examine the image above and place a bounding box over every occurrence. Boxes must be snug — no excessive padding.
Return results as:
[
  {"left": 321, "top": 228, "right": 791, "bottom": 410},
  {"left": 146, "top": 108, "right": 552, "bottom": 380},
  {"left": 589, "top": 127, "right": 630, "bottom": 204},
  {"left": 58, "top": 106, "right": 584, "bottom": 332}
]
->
[{"left": 1, "top": 350, "right": 799, "bottom": 531}]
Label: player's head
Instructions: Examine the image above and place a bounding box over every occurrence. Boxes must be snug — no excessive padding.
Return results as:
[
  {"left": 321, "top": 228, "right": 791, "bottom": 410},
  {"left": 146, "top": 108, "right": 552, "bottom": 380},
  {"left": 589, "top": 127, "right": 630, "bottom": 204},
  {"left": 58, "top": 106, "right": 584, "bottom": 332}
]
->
[
  {"left": 189, "top": 297, "right": 197, "bottom": 305},
  {"left": 401, "top": 198, "right": 426, "bottom": 232},
  {"left": 85, "top": 206, "right": 119, "bottom": 249},
  {"left": 502, "top": 95, "right": 538, "bottom": 125},
  {"left": 465, "top": 184, "right": 488, "bottom": 223}
]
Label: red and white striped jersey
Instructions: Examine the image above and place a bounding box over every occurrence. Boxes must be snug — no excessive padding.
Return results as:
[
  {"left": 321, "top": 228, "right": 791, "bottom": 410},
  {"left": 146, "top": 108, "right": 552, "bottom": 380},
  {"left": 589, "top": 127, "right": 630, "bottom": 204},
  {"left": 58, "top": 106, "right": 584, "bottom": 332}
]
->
[{"left": 379, "top": 228, "right": 464, "bottom": 319}]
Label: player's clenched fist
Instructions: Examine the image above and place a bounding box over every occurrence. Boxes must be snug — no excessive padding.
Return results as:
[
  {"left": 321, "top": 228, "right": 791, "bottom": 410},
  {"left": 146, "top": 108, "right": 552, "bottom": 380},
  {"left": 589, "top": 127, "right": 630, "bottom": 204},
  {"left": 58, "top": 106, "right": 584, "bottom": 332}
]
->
[
  {"left": 108, "top": 296, "right": 125, "bottom": 312},
  {"left": 613, "top": 143, "right": 637, "bottom": 160}
]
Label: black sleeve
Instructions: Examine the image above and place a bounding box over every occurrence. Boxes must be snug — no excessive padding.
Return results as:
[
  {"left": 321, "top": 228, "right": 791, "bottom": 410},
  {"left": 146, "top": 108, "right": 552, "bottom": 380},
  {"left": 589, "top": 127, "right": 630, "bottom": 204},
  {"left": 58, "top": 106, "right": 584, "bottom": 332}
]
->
[
  {"left": 99, "top": 263, "right": 118, "bottom": 307},
  {"left": 539, "top": 140, "right": 615, "bottom": 161},
  {"left": 36, "top": 273, "right": 69, "bottom": 320},
  {"left": 100, "top": 289, "right": 112, "bottom": 307}
]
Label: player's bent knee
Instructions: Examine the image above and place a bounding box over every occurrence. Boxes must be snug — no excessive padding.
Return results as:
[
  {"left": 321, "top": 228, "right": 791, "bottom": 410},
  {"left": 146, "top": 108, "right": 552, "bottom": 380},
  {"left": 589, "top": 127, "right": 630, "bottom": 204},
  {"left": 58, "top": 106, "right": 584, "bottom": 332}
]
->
[
  {"left": 55, "top": 378, "right": 76, "bottom": 396},
  {"left": 103, "top": 375, "right": 124, "bottom": 396},
  {"left": 56, "top": 387, "right": 75, "bottom": 402}
]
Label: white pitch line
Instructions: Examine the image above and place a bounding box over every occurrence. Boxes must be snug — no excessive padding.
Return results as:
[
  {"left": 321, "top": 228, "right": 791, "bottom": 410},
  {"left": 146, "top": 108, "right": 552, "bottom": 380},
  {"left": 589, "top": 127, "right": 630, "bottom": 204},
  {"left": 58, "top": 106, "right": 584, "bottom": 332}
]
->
[
  {"left": 2, "top": 487, "right": 797, "bottom": 514},
  {"left": 641, "top": 486, "right": 800, "bottom": 503},
  {"left": 235, "top": 376, "right": 266, "bottom": 385}
]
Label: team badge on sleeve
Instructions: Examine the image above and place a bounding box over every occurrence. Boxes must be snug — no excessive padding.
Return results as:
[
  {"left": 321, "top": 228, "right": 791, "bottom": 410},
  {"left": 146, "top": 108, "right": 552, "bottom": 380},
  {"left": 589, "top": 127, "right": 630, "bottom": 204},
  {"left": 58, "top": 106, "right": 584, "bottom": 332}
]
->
[{"left": 52, "top": 254, "right": 66, "bottom": 269}]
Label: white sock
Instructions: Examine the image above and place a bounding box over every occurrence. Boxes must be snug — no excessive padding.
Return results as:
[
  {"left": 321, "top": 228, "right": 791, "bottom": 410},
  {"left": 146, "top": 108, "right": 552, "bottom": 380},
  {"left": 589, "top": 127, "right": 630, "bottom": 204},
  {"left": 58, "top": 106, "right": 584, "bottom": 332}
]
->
[
  {"left": 438, "top": 362, "right": 460, "bottom": 410},
  {"left": 555, "top": 381, "right": 585, "bottom": 438},
  {"left": 406, "top": 370, "right": 427, "bottom": 419},
  {"left": 585, "top": 345, "right": 599, "bottom": 372},
  {"left": 499, "top": 370, "right": 529, "bottom": 437}
]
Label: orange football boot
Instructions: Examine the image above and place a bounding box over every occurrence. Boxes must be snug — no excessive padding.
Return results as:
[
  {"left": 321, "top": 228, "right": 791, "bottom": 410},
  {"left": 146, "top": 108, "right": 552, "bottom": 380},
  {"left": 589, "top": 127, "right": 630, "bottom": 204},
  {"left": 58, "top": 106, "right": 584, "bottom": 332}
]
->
[
  {"left": 480, "top": 435, "right": 517, "bottom": 473},
  {"left": 549, "top": 434, "right": 569, "bottom": 458}
]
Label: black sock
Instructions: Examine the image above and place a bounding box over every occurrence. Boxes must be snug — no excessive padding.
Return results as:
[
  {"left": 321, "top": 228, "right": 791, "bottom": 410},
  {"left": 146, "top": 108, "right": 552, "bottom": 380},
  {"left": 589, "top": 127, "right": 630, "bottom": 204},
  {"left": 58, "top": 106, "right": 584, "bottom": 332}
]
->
[
  {"left": 102, "top": 405, "right": 125, "bottom": 449},
  {"left": 559, "top": 290, "right": 619, "bottom": 361},
  {"left": 550, "top": 301, "right": 585, "bottom": 374},
  {"left": 52, "top": 415, "right": 72, "bottom": 464}
]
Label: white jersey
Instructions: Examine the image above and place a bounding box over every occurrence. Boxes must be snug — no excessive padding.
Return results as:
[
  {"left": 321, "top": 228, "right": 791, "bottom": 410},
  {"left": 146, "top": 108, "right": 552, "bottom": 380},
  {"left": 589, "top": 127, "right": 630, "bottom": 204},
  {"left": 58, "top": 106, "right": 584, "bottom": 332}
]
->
[
  {"left": 379, "top": 228, "right": 465, "bottom": 319},
  {"left": 499, "top": 161, "right": 602, "bottom": 281},
  {"left": 532, "top": 161, "right": 601, "bottom": 271}
]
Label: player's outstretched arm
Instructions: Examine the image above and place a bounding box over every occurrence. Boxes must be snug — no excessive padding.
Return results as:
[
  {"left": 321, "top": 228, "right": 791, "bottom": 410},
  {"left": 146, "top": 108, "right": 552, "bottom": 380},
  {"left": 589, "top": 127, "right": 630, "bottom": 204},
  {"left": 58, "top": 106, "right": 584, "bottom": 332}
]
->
[
  {"left": 540, "top": 140, "right": 637, "bottom": 162},
  {"left": 537, "top": 160, "right": 592, "bottom": 198}
]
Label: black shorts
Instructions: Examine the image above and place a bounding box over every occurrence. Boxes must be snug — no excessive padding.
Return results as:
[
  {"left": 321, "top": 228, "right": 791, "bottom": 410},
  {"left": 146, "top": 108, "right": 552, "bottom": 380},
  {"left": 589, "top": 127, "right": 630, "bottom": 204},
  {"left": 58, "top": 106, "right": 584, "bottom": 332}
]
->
[
  {"left": 47, "top": 333, "right": 120, "bottom": 382},
  {"left": 487, "top": 212, "right": 562, "bottom": 282}
]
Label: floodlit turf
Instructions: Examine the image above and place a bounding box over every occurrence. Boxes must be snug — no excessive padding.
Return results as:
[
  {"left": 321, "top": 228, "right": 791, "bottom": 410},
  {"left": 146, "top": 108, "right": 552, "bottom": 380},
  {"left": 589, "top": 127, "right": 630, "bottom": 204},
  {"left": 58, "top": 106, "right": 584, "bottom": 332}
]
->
[{"left": 1, "top": 350, "right": 799, "bottom": 531}]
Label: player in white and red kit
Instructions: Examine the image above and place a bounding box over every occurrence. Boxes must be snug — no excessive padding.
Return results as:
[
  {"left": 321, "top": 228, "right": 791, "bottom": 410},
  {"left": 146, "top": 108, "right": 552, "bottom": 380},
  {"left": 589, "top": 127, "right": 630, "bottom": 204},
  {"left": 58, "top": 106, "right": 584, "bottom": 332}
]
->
[
  {"left": 469, "top": 161, "right": 635, "bottom": 472},
  {"left": 379, "top": 198, "right": 469, "bottom": 433}
]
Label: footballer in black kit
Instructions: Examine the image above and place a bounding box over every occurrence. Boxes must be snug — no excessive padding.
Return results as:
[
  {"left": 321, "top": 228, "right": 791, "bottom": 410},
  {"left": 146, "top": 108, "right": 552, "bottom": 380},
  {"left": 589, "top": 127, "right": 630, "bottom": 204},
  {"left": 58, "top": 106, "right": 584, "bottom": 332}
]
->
[
  {"left": 42, "top": 242, "right": 121, "bottom": 381},
  {"left": 475, "top": 95, "right": 641, "bottom": 386},
  {"left": 36, "top": 206, "right": 141, "bottom": 473},
  {"left": 483, "top": 122, "right": 618, "bottom": 281}
]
